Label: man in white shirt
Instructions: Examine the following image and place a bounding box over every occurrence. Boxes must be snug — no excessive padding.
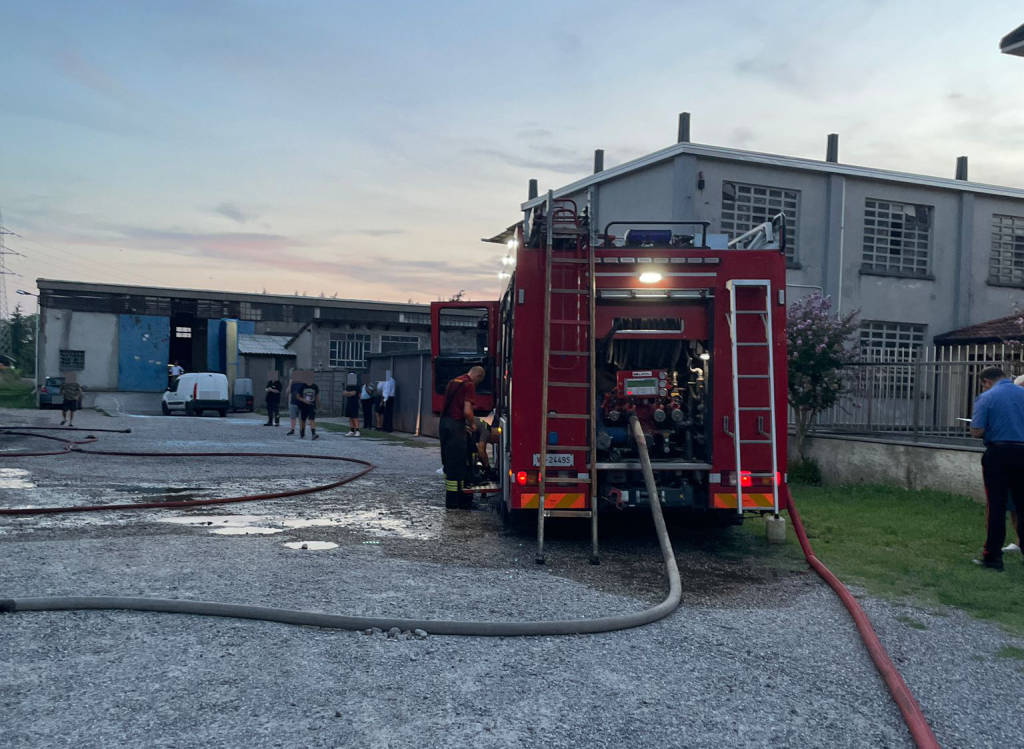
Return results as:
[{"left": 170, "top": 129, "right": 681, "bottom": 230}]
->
[{"left": 379, "top": 370, "right": 396, "bottom": 432}]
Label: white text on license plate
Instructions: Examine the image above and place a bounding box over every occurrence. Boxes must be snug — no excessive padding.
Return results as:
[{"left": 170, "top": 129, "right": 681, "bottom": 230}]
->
[{"left": 532, "top": 453, "right": 574, "bottom": 467}]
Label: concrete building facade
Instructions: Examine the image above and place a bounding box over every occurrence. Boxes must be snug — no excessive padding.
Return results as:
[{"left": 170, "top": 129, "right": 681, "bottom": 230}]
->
[
  {"left": 36, "top": 280, "right": 431, "bottom": 407},
  {"left": 520, "top": 135, "right": 1024, "bottom": 358}
]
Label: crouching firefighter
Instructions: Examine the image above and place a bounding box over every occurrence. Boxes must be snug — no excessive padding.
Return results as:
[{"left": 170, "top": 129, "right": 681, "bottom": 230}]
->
[{"left": 440, "top": 366, "right": 485, "bottom": 510}]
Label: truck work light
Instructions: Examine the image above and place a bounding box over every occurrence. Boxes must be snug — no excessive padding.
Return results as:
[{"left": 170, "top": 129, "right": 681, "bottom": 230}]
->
[{"left": 638, "top": 271, "right": 663, "bottom": 283}]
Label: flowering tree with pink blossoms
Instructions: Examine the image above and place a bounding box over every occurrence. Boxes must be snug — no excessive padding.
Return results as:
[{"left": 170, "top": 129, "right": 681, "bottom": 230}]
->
[{"left": 787, "top": 292, "right": 858, "bottom": 461}]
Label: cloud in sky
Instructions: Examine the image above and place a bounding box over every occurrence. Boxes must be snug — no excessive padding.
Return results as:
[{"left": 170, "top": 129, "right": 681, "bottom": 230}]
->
[{"left": 3, "top": 0, "right": 1024, "bottom": 309}]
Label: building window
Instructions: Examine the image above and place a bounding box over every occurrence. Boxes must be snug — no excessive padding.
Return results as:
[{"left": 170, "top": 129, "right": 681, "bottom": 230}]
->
[
  {"left": 990, "top": 214, "right": 1024, "bottom": 287},
  {"left": 859, "top": 321, "right": 926, "bottom": 361},
  {"left": 329, "top": 333, "right": 371, "bottom": 368},
  {"left": 175, "top": 326, "right": 192, "bottom": 339},
  {"left": 862, "top": 199, "right": 932, "bottom": 276},
  {"left": 239, "top": 301, "right": 262, "bottom": 321},
  {"left": 720, "top": 181, "right": 798, "bottom": 262},
  {"left": 380, "top": 334, "right": 420, "bottom": 353},
  {"left": 59, "top": 349, "right": 85, "bottom": 371}
]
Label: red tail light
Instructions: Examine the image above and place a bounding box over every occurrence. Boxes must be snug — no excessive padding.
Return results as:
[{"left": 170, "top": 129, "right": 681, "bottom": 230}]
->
[
  {"left": 516, "top": 471, "right": 528, "bottom": 486},
  {"left": 739, "top": 470, "right": 752, "bottom": 488},
  {"left": 39, "top": 387, "right": 48, "bottom": 394},
  {"left": 193, "top": 383, "right": 198, "bottom": 399},
  {"left": 775, "top": 471, "right": 783, "bottom": 485}
]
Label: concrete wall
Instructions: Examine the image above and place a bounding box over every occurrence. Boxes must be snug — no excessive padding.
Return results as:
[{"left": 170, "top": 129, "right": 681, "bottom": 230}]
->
[
  {"left": 568, "top": 154, "right": 1024, "bottom": 340},
  {"left": 40, "top": 309, "right": 119, "bottom": 389},
  {"left": 797, "top": 433, "right": 985, "bottom": 501}
]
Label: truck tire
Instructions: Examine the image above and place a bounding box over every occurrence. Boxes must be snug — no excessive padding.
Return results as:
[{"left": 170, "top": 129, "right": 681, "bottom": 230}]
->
[
  {"left": 161, "top": 402, "right": 170, "bottom": 415},
  {"left": 219, "top": 409, "right": 227, "bottom": 418}
]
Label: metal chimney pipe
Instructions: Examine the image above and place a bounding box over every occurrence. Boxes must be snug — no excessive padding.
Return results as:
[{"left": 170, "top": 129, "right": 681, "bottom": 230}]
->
[
  {"left": 955, "top": 156, "right": 968, "bottom": 181},
  {"left": 677, "top": 112, "right": 690, "bottom": 143},
  {"left": 826, "top": 133, "right": 839, "bottom": 163},
  {"left": 594, "top": 149, "right": 604, "bottom": 173},
  {"left": 528, "top": 179, "right": 538, "bottom": 200}
]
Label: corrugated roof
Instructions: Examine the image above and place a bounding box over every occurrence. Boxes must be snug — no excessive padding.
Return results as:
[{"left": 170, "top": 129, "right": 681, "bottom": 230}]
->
[
  {"left": 521, "top": 142, "right": 1024, "bottom": 210},
  {"left": 934, "top": 314, "right": 1024, "bottom": 344},
  {"left": 238, "top": 334, "right": 296, "bottom": 356}
]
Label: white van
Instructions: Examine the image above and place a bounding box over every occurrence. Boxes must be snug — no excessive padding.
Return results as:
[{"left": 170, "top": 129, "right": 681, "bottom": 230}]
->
[{"left": 161, "top": 372, "right": 230, "bottom": 417}]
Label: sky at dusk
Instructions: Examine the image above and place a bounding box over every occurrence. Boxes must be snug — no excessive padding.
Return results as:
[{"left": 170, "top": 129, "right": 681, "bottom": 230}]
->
[{"left": 2, "top": 0, "right": 1023, "bottom": 313}]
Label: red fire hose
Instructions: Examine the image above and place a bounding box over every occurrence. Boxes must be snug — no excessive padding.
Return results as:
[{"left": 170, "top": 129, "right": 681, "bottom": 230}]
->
[{"left": 785, "top": 496, "right": 939, "bottom": 748}]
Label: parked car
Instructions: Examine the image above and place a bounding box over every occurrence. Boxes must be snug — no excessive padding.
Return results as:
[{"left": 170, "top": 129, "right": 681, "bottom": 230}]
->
[
  {"left": 232, "top": 377, "right": 254, "bottom": 412},
  {"left": 38, "top": 376, "right": 66, "bottom": 409},
  {"left": 161, "top": 372, "right": 230, "bottom": 417}
]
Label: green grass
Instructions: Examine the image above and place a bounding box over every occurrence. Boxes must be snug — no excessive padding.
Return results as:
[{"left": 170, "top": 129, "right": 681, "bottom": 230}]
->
[
  {"left": 0, "top": 370, "right": 36, "bottom": 409},
  {"left": 996, "top": 645, "right": 1024, "bottom": 660},
  {"left": 761, "top": 483, "right": 1024, "bottom": 634}
]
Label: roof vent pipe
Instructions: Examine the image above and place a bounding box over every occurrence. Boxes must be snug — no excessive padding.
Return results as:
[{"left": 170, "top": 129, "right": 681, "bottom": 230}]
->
[
  {"left": 955, "top": 156, "right": 968, "bottom": 181},
  {"left": 826, "top": 133, "right": 839, "bottom": 163},
  {"left": 677, "top": 112, "right": 690, "bottom": 143},
  {"left": 594, "top": 149, "right": 604, "bottom": 173},
  {"left": 528, "top": 179, "right": 538, "bottom": 200}
]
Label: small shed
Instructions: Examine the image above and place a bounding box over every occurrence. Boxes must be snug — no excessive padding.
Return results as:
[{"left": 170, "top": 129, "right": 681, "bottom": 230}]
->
[{"left": 238, "top": 334, "right": 296, "bottom": 393}]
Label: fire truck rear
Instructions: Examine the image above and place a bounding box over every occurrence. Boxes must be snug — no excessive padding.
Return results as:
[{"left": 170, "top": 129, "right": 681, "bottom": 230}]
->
[{"left": 431, "top": 196, "right": 791, "bottom": 562}]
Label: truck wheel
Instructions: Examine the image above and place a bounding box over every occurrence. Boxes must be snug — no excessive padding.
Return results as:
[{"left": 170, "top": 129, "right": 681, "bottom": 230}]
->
[
  {"left": 219, "top": 409, "right": 227, "bottom": 418},
  {"left": 161, "top": 402, "right": 170, "bottom": 415}
]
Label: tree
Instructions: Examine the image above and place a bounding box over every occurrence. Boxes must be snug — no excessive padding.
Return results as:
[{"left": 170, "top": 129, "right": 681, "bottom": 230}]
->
[
  {"left": 787, "top": 293, "right": 858, "bottom": 461},
  {"left": 6, "top": 305, "right": 36, "bottom": 376}
]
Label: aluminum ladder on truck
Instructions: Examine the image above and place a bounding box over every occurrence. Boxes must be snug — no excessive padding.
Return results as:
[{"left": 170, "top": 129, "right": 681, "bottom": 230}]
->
[
  {"left": 725, "top": 279, "right": 781, "bottom": 516},
  {"left": 535, "top": 190, "right": 599, "bottom": 565}
]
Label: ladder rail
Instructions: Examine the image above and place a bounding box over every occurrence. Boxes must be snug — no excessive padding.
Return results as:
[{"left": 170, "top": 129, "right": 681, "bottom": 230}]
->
[
  {"left": 536, "top": 191, "right": 555, "bottom": 563},
  {"left": 726, "top": 279, "right": 780, "bottom": 516}
]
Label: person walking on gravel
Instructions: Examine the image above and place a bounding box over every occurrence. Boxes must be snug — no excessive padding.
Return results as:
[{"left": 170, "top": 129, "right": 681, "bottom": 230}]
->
[
  {"left": 970, "top": 366, "right": 1024, "bottom": 571},
  {"left": 297, "top": 380, "right": 320, "bottom": 440},
  {"left": 59, "top": 377, "right": 83, "bottom": 427},
  {"left": 439, "top": 365, "right": 484, "bottom": 510}
]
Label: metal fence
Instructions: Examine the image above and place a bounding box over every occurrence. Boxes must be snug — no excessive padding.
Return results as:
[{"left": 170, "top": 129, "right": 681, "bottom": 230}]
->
[{"left": 806, "top": 344, "right": 1024, "bottom": 438}]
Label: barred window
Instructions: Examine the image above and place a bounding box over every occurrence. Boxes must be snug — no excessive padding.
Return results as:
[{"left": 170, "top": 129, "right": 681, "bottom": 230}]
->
[
  {"left": 59, "top": 349, "right": 85, "bottom": 371},
  {"left": 239, "top": 301, "right": 262, "bottom": 321},
  {"left": 721, "top": 181, "right": 798, "bottom": 262},
  {"left": 990, "top": 214, "right": 1024, "bottom": 287},
  {"left": 329, "top": 333, "right": 371, "bottom": 368},
  {"left": 859, "top": 321, "right": 926, "bottom": 362},
  {"left": 380, "top": 334, "right": 420, "bottom": 353},
  {"left": 859, "top": 321, "right": 926, "bottom": 397},
  {"left": 862, "top": 199, "right": 931, "bottom": 275}
]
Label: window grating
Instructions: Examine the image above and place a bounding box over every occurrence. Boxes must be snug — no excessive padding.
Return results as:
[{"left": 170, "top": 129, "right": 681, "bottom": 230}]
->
[
  {"left": 990, "top": 214, "right": 1024, "bottom": 287},
  {"left": 329, "top": 333, "right": 371, "bottom": 368},
  {"left": 721, "top": 181, "right": 798, "bottom": 262},
  {"left": 862, "top": 199, "right": 931, "bottom": 275},
  {"left": 59, "top": 349, "right": 85, "bottom": 371}
]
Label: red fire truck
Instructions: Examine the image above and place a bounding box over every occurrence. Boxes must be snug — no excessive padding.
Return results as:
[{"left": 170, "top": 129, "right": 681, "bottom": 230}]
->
[{"left": 431, "top": 195, "right": 791, "bottom": 563}]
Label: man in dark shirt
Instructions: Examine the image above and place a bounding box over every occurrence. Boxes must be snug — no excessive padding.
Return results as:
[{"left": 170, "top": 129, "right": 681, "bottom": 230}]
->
[
  {"left": 439, "top": 366, "right": 485, "bottom": 509},
  {"left": 264, "top": 372, "right": 282, "bottom": 426},
  {"left": 297, "top": 380, "right": 320, "bottom": 440},
  {"left": 969, "top": 366, "right": 1024, "bottom": 570}
]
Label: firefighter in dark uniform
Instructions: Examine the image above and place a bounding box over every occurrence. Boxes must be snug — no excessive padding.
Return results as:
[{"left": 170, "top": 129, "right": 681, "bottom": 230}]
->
[{"left": 440, "top": 366, "right": 485, "bottom": 510}]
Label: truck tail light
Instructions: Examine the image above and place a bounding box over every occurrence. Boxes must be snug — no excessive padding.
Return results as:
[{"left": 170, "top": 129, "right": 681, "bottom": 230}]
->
[
  {"left": 516, "top": 471, "right": 528, "bottom": 486},
  {"left": 739, "top": 470, "right": 752, "bottom": 488},
  {"left": 775, "top": 471, "right": 783, "bottom": 485}
]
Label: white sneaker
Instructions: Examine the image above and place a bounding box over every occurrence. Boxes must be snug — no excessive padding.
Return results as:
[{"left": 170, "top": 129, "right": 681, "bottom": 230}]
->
[
  {"left": 1002, "top": 543, "right": 1021, "bottom": 553},
  {"left": 353, "top": 430, "right": 360, "bottom": 437}
]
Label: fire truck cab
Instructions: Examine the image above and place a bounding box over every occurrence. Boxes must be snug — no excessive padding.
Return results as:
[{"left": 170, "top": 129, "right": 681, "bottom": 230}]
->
[{"left": 432, "top": 195, "right": 791, "bottom": 562}]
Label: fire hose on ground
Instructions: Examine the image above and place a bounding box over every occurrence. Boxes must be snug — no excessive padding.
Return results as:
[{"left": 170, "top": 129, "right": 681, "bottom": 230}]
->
[{"left": 0, "top": 421, "right": 937, "bottom": 746}]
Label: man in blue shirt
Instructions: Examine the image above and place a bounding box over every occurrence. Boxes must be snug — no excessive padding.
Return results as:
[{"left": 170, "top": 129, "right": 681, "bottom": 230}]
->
[{"left": 970, "top": 366, "right": 1024, "bottom": 570}]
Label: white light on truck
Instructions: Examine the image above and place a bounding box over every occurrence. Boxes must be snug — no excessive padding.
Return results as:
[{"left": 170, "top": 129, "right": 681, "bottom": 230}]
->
[{"left": 638, "top": 271, "right": 663, "bottom": 284}]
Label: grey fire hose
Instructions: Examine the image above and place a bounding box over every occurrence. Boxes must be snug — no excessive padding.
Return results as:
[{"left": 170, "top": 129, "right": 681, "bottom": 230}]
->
[{"left": 2, "top": 416, "right": 682, "bottom": 636}]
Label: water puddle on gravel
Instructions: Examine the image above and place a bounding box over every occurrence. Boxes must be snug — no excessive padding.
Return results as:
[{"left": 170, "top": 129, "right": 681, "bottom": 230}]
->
[
  {"left": 282, "top": 541, "right": 338, "bottom": 550},
  {"left": 157, "top": 509, "right": 438, "bottom": 540},
  {"left": 211, "top": 526, "right": 284, "bottom": 535},
  {"left": 0, "top": 468, "right": 35, "bottom": 489}
]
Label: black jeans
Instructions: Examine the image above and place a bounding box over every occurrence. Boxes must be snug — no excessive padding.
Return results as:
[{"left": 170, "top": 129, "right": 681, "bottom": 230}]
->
[
  {"left": 266, "top": 399, "right": 280, "bottom": 423},
  {"left": 982, "top": 443, "right": 1024, "bottom": 562},
  {"left": 361, "top": 399, "right": 374, "bottom": 427}
]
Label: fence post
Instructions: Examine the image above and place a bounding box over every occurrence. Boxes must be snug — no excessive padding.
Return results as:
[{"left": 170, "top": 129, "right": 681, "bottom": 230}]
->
[{"left": 911, "top": 359, "right": 922, "bottom": 440}]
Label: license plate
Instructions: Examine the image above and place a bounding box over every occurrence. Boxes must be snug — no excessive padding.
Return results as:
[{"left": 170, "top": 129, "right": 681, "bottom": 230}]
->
[{"left": 532, "top": 453, "right": 574, "bottom": 467}]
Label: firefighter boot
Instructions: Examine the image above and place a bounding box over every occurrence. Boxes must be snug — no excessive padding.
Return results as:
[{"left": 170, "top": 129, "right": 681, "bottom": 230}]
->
[{"left": 444, "top": 479, "right": 460, "bottom": 510}]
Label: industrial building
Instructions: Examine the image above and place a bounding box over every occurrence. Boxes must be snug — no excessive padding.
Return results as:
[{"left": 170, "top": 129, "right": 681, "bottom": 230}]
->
[
  {"left": 36, "top": 279, "right": 431, "bottom": 412},
  {"left": 511, "top": 121, "right": 1024, "bottom": 361}
]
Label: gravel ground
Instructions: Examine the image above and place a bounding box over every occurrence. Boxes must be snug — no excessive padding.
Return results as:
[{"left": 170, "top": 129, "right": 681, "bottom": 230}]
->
[{"left": 1, "top": 407, "right": 1022, "bottom": 748}]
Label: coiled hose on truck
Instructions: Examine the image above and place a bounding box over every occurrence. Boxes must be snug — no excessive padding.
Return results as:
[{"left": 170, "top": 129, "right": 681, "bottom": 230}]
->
[{"left": 0, "top": 422, "right": 937, "bottom": 746}]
